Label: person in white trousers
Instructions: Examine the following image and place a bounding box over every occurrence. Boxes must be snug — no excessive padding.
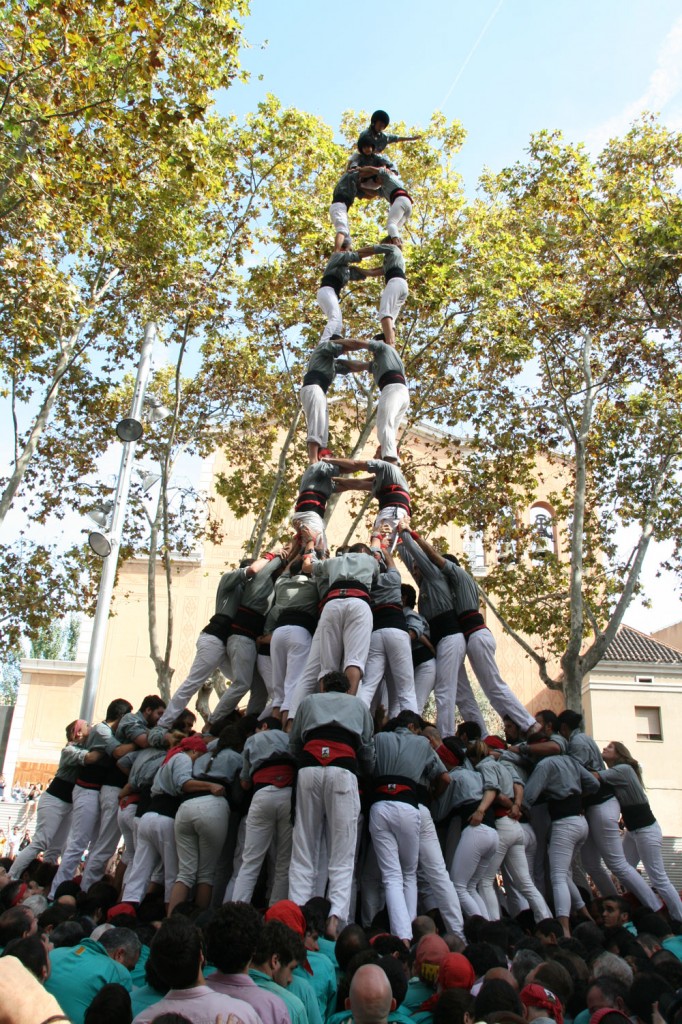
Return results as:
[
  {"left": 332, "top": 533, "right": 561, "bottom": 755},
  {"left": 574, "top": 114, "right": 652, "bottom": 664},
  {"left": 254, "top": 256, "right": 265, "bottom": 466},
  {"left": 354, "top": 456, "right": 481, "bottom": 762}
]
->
[
  {"left": 598, "top": 741, "right": 682, "bottom": 924},
  {"left": 523, "top": 746, "right": 601, "bottom": 935},
  {"left": 370, "top": 714, "right": 450, "bottom": 942},
  {"left": 9, "top": 720, "right": 102, "bottom": 879},
  {"left": 558, "top": 711, "right": 663, "bottom": 911},
  {"left": 401, "top": 585, "right": 437, "bottom": 715},
  {"left": 48, "top": 698, "right": 132, "bottom": 899},
  {"left": 232, "top": 720, "right": 295, "bottom": 905},
  {"left": 299, "top": 339, "right": 369, "bottom": 465},
  {"left": 333, "top": 340, "right": 409, "bottom": 464},
  {"left": 356, "top": 164, "right": 413, "bottom": 245},
  {"left": 288, "top": 673, "right": 375, "bottom": 939},
  {"left": 356, "top": 243, "right": 409, "bottom": 347}
]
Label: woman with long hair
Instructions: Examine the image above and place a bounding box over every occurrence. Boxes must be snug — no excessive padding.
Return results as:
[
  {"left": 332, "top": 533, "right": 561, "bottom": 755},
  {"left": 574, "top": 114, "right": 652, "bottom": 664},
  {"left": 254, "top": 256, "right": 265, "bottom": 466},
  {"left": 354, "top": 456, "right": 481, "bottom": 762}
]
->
[{"left": 598, "top": 741, "right": 682, "bottom": 923}]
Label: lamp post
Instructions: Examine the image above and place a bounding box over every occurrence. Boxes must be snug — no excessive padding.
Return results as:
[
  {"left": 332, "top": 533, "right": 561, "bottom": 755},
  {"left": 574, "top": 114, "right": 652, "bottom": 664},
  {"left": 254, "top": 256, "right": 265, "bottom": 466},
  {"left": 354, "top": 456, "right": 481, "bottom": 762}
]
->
[{"left": 80, "top": 323, "right": 157, "bottom": 721}]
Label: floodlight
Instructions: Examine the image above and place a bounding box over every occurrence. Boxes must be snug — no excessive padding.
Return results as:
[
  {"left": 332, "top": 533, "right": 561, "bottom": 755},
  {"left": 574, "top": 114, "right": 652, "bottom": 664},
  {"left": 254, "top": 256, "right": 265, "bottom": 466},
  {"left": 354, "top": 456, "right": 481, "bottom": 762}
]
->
[
  {"left": 144, "top": 396, "right": 172, "bottom": 423},
  {"left": 88, "top": 531, "right": 113, "bottom": 557},
  {"left": 116, "top": 417, "right": 144, "bottom": 442},
  {"left": 87, "top": 501, "right": 113, "bottom": 528},
  {"left": 138, "top": 471, "right": 161, "bottom": 492}
]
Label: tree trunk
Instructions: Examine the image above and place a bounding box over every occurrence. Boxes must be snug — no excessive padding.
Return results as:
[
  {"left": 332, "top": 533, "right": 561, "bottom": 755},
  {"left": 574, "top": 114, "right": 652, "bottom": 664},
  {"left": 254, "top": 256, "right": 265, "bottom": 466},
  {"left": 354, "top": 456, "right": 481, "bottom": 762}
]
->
[{"left": 249, "top": 407, "right": 301, "bottom": 556}]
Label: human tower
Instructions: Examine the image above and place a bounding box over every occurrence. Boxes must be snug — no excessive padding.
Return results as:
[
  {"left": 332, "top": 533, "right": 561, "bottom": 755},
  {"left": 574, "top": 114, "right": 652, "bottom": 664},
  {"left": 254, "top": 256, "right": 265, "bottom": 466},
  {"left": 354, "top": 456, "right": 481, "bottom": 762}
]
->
[{"left": 15, "top": 112, "right": 682, "bottom": 953}]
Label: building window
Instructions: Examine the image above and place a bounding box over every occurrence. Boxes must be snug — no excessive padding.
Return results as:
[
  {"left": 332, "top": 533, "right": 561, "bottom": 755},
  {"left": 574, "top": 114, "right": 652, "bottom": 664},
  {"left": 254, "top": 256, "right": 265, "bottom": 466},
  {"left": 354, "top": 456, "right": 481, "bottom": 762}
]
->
[
  {"left": 530, "top": 503, "right": 556, "bottom": 558},
  {"left": 463, "top": 528, "right": 486, "bottom": 575},
  {"left": 635, "top": 676, "right": 653, "bottom": 684},
  {"left": 635, "top": 706, "right": 663, "bottom": 741}
]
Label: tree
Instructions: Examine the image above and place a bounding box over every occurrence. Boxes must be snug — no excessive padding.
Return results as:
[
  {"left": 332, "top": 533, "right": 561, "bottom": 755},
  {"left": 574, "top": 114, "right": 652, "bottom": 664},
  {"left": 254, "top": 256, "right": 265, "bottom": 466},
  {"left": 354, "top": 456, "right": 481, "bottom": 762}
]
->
[
  {"left": 438, "top": 118, "right": 682, "bottom": 710},
  {"left": 0, "top": 0, "right": 250, "bottom": 652},
  {"left": 0, "top": 646, "right": 21, "bottom": 705}
]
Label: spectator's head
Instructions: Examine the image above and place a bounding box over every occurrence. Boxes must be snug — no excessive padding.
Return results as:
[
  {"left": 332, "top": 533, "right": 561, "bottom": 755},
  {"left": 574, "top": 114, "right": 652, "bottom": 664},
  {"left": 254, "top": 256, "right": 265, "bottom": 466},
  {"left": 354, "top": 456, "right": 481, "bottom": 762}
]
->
[
  {"left": 586, "top": 977, "right": 631, "bottom": 1017},
  {"left": 83, "top": 982, "right": 132, "bottom": 1024},
  {"left": 556, "top": 710, "right": 583, "bottom": 739},
  {"left": 147, "top": 918, "right": 203, "bottom": 990},
  {"left": 401, "top": 584, "right": 417, "bottom": 609},
  {"left": 628, "top": 973, "right": 673, "bottom": 1024},
  {"left": 377, "top": 954, "right": 408, "bottom": 1007},
  {"left": 252, "top": 920, "right": 301, "bottom": 987},
  {"left": 521, "top": 983, "right": 564, "bottom": 1024},
  {"left": 634, "top": 914, "right": 672, "bottom": 941},
  {"left": 1, "top": 934, "right": 50, "bottom": 981},
  {"left": 439, "top": 953, "right": 477, "bottom": 993},
  {"left": 511, "top": 949, "right": 543, "bottom": 989},
  {"left": 0, "top": 906, "right": 36, "bottom": 944},
  {"left": 412, "top": 916, "right": 437, "bottom": 943},
  {"left": 416, "top": 934, "right": 450, "bottom": 986},
  {"left": 337, "top": 923, "right": 372, "bottom": 972},
  {"left": 347, "top": 963, "right": 395, "bottom": 1024},
  {"left": 98, "top": 926, "right": 141, "bottom": 971},
  {"left": 206, "top": 902, "right": 261, "bottom": 973},
  {"left": 463, "top": 942, "right": 507, "bottom": 979},
  {"left": 601, "top": 898, "right": 632, "bottom": 933},
  {"left": 591, "top": 952, "right": 634, "bottom": 988},
  {"left": 536, "top": 919, "right": 564, "bottom": 946},
  {"left": 50, "top": 920, "right": 87, "bottom": 948},
  {"left": 434, "top": 989, "right": 475, "bottom": 1024},
  {"left": 526, "top": 961, "right": 573, "bottom": 1011},
  {"left": 456, "top": 721, "right": 482, "bottom": 743},
  {"left": 475, "top": 980, "right": 524, "bottom": 1020}
]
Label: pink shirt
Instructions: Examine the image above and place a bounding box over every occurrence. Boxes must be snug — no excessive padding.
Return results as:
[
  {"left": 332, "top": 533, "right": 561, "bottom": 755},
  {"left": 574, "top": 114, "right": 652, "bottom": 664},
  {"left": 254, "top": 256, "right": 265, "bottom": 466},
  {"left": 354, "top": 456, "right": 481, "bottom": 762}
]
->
[
  {"left": 132, "top": 984, "right": 257, "bottom": 1024},
  {"left": 208, "top": 972, "right": 291, "bottom": 1024}
]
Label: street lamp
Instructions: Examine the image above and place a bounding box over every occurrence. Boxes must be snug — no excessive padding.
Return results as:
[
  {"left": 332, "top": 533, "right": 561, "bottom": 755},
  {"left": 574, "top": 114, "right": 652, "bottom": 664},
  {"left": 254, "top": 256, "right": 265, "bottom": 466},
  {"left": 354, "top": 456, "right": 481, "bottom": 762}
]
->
[{"left": 80, "top": 323, "right": 157, "bottom": 721}]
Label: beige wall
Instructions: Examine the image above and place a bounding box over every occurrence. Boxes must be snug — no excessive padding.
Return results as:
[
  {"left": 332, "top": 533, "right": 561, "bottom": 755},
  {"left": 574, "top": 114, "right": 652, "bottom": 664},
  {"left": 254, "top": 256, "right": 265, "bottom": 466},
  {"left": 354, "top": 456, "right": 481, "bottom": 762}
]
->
[
  {"left": 583, "top": 667, "right": 682, "bottom": 836},
  {"left": 652, "top": 622, "right": 682, "bottom": 652}
]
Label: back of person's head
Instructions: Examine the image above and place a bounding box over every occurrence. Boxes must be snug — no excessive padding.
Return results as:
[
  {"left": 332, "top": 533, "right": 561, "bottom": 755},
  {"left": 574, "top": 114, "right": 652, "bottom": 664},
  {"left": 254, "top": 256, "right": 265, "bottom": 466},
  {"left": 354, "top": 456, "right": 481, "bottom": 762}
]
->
[
  {"left": 536, "top": 709, "right": 559, "bottom": 731},
  {"left": 650, "top": 958, "right": 682, "bottom": 991},
  {"left": 98, "top": 926, "right": 141, "bottom": 970},
  {"left": 302, "top": 896, "right": 331, "bottom": 938},
  {"left": 536, "top": 919, "right": 565, "bottom": 943},
  {"left": 635, "top": 914, "right": 671, "bottom": 940},
  {"left": 1, "top": 934, "right": 50, "bottom": 981},
  {"left": 587, "top": 976, "right": 631, "bottom": 1014},
  {"left": 320, "top": 671, "right": 351, "bottom": 694},
  {"left": 457, "top": 721, "right": 483, "bottom": 742},
  {"left": 377, "top": 954, "right": 408, "bottom": 1006},
  {"left": 371, "top": 934, "right": 409, "bottom": 962},
  {"left": 434, "top": 988, "right": 475, "bottom": 1024},
  {"left": 572, "top": 922, "right": 606, "bottom": 955},
  {"left": 0, "top": 907, "right": 34, "bottom": 945},
  {"left": 479, "top": 921, "right": 513, "bottom": 955},
  {"left": 206, "top": 902, "right": 261, "bottom": 973},
  {"left": 53, "top": 880, "right": 81, "bottom": 902},
  {"left": 80, "top": 879, "right": 119, "bottom": 920},
  {"left": 474, "top": 980, "right": 524, "bottom": 1020},
  {"left": 336, "top": 922, "right": 371, "bottom": 971},
  {"left": 149, "top": 918, "right": 203, "bottom": 989},
  {"left": 401, "top": 584, "right": 417, "bottom": 608},
  {"left": 139, "top": 695, "right": 166, "bottom": 714},
  {"left": 50, "top": 920, "right": 86, "bottom": 947},
  {"left": 592, "top": 951, "right": 634, "bottom": 987},
  {"left": 253, "top": 919, "right": 300, "bottom": 968},
  {"left": 22, "top": 895, "right": 48, "bottom": 918},
  {"left": 348, "top": 542, "right": 372, "bottom": 556},
  {"left": 557, "top": 710, "right": 583, "bottom": 732},
  {"left": 38, "top": 903, "right": 75, "bottom": 932},
  {"left": 348, "top": 963, "right": 395, "bottom": 1024},
  {"left": 83, "top": 982, "right": 132, "bottom": 1024},
  {"left": 529, "top": 961, "right": 574, "bottom": 1010},
  {"left": 412, "top": 915, "right": 437, "bottom": 943},
  {"left": 105, "top": 698, "right": 133, "bottom": 721},
  {"left": 463, "top": 942, "right": 507, "bottom": 978},
  {"left": 511, "top": 949, "right": 544, "bottom": 989},
  {"left": 150, "top": 1016, "right": 196, "bottom": 1024},
  {"left": 628, "top": 972, "right": 674, "bottom": 1024}
]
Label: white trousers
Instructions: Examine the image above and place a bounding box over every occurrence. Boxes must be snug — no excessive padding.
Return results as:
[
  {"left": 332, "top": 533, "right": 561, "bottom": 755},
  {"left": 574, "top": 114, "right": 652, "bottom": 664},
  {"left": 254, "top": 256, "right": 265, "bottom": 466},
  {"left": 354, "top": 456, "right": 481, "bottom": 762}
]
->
[
  {"left": 417, "top": 805, "right": 464, "bottom": 938},
  {"left": 316, "top": 286, "right": 343, "bottom": 343},
  {"left": 318, "top": 599, "right": 373, "bottom": 678},
  {"left": 434, "top": 633, "right": 466, "bottom": 738},
  {"left": 9, "top": 794, "right": 72, "bottom": 879},
  {"left": 211, "top": 634, "right": 257, "bottom": 720},
  {"left": 376, "top": 383, "right": 410, "bottom": 462},
  {"left": 329, "top": 202, "right": 351, "bottom": 244},
  {"left": 258, "top": 651, "right": 273, "bottom": 702},
  {"left": 299, "top": 383, "right": 329, "bottom": 449},
  {"left": 378, "top": 277, "right": 408, "bottom": 326},
  {"left": 159, "top": 632, "right": 230, "bottom": 729},
  {"left": 548, "top": 815, "right": 589, "bottom": 918},
  {"left": 49, "top": 786, "right": 100, "bottom": 897},
  {"left": 232, "top": 785, "right": 293, "bottom": 905},
  {"left": 448, "top": 822, "right": 499, "bottom": 919},
  {"left": 359, "top": 628, "right": 417, "bottom": 714},
  {"left": 175, "top": 795, "right": 230, "bottom": 887},
  {"left": 289, "top": 766, "right": 360, "bottom": 921},
  {"left": 369, "top": 801, "right": 421, "bottom": 941},
  {"left": 624, "top": 821, "right": 682, "bottom": 923},
  {"left": 285, "top": 631, "right": 322, "bottom": 717},
  {"left": 81, "top": 785, "right": 122, "bottom": 889},
  {"left": 481, "top": 816, "right": 552, "bottom": 922},
  {"left": 466, "top": 629, "right": 535, "bottom": 730},
  {"left": 122, "top": 812, "right": 178, "bottom": 904},
  {"left": 271, "top": 625, "right": 313, "bottom": 709},
  {"left": 117, "top": 801, "right": 138, "bottom": 868},
  {"left": 584, "top": 798, "right": 659, "bottom": 909},
  {"left": 385, "top": 196, "right": 412, "bottom": 239},
  {"left": 414, "top": 660, "right": 436, "bottom": 716},
  {"left": 502, "top": 821, "right": 538, "bottom": 917}
]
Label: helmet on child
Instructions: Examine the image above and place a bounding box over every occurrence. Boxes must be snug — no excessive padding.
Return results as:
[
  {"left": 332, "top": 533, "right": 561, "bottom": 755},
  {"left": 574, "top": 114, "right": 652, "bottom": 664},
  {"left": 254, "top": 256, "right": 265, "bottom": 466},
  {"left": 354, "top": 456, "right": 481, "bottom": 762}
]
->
[{"left": 371, "top": 110, "right": 390, "bottom": 127}]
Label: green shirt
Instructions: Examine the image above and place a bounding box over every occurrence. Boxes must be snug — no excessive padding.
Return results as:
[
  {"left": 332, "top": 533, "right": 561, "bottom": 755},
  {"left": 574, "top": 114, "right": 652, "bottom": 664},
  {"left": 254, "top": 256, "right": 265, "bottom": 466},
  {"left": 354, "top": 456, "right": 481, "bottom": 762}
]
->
[{"left": 250, "top": 968, "right": 308, "bottom": 1024}]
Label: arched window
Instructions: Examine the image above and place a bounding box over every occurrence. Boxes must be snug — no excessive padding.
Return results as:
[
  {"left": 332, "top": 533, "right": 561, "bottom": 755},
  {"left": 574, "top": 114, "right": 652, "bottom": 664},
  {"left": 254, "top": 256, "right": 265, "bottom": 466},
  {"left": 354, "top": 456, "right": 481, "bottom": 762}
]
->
[
  {"left": 496, "top": 506, "right": 519, "bottom": 562},
  {"left": 530, "top": 502, "right": 556, "bottom": 557},
  {"left": 463, "top": 527, "right": 486, "bottom": 575}
]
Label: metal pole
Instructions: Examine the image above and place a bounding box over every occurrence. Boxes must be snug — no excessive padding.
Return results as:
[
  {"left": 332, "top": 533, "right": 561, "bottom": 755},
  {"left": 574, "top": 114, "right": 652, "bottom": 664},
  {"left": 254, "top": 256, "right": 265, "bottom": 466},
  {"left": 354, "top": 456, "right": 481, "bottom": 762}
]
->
[{"left": 79, "top": 323, "right": 157, "bottom": 720}]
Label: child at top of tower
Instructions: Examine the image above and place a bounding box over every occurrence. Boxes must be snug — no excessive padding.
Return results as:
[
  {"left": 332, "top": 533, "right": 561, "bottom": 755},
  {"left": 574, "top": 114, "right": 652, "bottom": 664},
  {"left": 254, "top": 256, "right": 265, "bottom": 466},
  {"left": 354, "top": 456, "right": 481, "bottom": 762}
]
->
[{"left": 359, "top": 109, "right": 422, "bottom": 155}]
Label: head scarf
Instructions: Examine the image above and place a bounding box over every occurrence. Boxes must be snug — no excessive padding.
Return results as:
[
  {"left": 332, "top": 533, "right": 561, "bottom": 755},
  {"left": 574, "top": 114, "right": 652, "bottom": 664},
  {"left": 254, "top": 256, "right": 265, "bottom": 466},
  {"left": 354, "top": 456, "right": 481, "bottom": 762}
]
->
[
  {"left": 419, "top": 953, "right": 476, "bottom": 1012},
  {"left": 484, "top": 735, "right": 507, "bottom": 750},
  {"left": 520, "top": 984, "right": 564, "bottom": 1024},
  {"left": 415, "top": 934, "right": 449, "bottom": 985},
  {"left": 162, "top": 734, "right": 207, "bottom": 764},
  {"left": 264, "top": 900, "right": 313, "bottom": 974}
]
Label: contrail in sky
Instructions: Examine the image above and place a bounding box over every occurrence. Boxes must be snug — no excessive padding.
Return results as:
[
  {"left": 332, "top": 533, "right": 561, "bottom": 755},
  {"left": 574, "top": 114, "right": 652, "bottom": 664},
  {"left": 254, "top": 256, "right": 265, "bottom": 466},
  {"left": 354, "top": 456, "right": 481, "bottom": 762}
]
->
[{"left": 438, "top": 0, "right": 506, "bottom": 111}]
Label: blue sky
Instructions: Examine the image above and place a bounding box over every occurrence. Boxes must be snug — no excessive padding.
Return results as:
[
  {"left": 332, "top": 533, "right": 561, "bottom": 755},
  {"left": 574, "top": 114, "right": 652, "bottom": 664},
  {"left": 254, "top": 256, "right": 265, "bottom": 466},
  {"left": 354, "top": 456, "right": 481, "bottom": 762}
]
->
[{"left": 218, "top": 0, "right": 682, "bottom": 191}]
